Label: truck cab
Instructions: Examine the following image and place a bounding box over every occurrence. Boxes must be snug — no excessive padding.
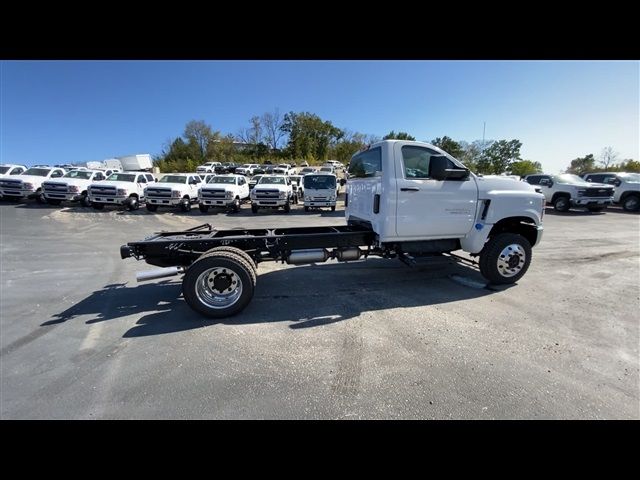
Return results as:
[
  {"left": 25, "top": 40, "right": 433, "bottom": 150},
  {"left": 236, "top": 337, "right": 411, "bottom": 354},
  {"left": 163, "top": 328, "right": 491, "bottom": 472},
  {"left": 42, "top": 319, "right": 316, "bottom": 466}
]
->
[
  {"left": 88, "top": 172, "right": 155, "bottom": 211},
  {"left": 346, "top": 140, "right": 544, "bottom": 261},
  {"left": 198, "top": 174, "right": 250, "bottom": 213},
  {"left": 0, "top": 166, "right": 66, "bottom": 203},
  {"left": 0, "top": 164, "right": 28, "bottom": 179},
  {"left": 145, "top": 173, "right": 202, "bottom": 212},
  {"left": 43, "top": 169, "right": 109, "bottom": 207},
  {"left": 582, "top": 172, "right": 640, "bottom": 212},
  {"left": 196, "top": 162, "right": 222, "bottom": 174},
  {"left": 303, "top": 173, "right": 338, "bottom": 211}
]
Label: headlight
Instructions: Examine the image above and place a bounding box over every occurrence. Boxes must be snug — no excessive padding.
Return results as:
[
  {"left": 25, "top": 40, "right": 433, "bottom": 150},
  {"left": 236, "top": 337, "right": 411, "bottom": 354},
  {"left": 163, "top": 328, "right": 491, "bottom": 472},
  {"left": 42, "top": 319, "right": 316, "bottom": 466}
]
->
[
  {"left": 69, "top": 185, "right": 80, "bottom": 193},
  {"left": 117, "top": 188, "right": 128, "bottom": 196},
  {"left": 330, "top": 195, "right": 336, "bottom": 201},
  {"left": 226, "top": 191, "right": 234, "bottom": 199},
  {"left": 172, "top": 190, "right": 181, "bottom": 198},
  {"left": 279, "top": 191, "right": 286, "bottom": 199},
  {"left": 23, "top": 182, "right": 34, "bottom": 190},
  {"left": 305, "top": 196, "right": 310, "bottom": 201}
]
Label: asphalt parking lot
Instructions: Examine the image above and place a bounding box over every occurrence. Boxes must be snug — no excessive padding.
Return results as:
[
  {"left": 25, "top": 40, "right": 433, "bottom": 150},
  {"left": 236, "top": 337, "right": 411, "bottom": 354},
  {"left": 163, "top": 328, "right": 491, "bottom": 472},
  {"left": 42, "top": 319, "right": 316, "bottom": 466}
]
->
[{"left": 1, "top": 200, "right": 638, "bottom": 419}]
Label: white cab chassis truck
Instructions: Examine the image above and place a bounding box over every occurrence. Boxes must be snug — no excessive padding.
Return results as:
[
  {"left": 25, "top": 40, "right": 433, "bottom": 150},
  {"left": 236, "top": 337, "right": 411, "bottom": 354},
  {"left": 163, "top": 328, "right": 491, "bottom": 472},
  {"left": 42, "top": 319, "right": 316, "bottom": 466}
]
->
[
  {"left": 88, "top": 172, "right": 155, "bottom": 211},
  {"left": 145, "top": 173, "right": 202, "bottom": 212},
  {"left": 198, "top": 174, "right": 250, "bottom": 213},
  {"left": 303, "top": 173, "right": 340, "bottom": 211},
  {"left": 121, "top": 140, "right": 544, "bottom": 318},
  {"left": 0, "top": 166, "right": 66, "bottom": 203},
  {"left": 43, "top": 169, "right": 110, "bottom": 207}
]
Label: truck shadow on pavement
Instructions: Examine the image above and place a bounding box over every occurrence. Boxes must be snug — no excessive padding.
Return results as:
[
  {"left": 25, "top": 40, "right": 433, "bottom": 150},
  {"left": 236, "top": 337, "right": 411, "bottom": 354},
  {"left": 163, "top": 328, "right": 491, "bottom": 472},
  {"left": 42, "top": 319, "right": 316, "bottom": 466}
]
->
[{"left": 45, "top": 257, "right": 510, "bottom": 338}]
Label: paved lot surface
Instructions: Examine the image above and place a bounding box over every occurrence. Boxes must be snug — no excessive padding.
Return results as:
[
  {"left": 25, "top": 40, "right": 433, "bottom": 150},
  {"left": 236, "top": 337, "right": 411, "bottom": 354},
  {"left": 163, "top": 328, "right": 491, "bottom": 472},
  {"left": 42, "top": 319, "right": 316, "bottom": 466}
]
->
[{"left": 1, "top": 200, "right": 638, "bottom": 419}]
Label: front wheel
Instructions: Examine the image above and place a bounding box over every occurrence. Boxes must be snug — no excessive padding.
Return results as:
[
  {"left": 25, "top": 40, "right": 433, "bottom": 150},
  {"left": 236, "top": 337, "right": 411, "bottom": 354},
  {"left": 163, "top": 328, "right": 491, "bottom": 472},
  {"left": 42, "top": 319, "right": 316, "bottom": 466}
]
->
[
  {"left": 35, "top": 190, "right": 46, "bottom": 204},
  {"left": 80, "top": 194, "right": 91, "bottom": 207},
  {"left": 146, "top": 203, "right": 158, "bottom": 212},
  {"left": 304, "top": 206, "right": 309, "bottom": 212},
  {"left": 231, "top": 198, "right": 240, "bottom": 213},
  {"left": 331, "top": 206, "right": 336, "bottom": 211},
  {"left": 125, "top": 196, "right": 139, "bottom": 211},
  {"left": 180, "top": 198, "right": 191, "bottom": 212},
  {"left": 251, "top": 204, "right": 258, "bottom": 214},
  {"left": 553, "top": 196, "right": 570, "bottom": 212},
  {"left": 283, "top": 199, "right": 291, "bottom": 213},
  {"left": 622, "top": 194, "right": 640, "bottom": 212},
  {"left": 479, "top": 233, "right": 532, "bottom": 284}
]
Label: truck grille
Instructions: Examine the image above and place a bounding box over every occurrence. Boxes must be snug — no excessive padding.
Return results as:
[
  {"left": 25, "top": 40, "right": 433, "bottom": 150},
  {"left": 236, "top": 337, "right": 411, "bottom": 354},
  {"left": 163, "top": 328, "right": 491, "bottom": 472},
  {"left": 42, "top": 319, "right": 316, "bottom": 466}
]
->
[
  {"left": 0, "top": 179, "right": 23, "bottom": 190},
  {"left": 146, "top": 187, "right": 172, "bottom": 198},
  {"left": 89, "top": 186, "right": 117, "bottom": 197},
  {"left": 201, "top": 189, "right": 226, "bottom": 198},
  {"left": 584, "top": 187, "right": 613, "bottom": 198},
  {"left": 43, "top": 182, "right": 69, "bottom": 193},
  {"left": 313, "top": 196, "right": 327, "bottom": 201},
  {"left": 255, "top": 189, "right": 280, "bottom": 199}
]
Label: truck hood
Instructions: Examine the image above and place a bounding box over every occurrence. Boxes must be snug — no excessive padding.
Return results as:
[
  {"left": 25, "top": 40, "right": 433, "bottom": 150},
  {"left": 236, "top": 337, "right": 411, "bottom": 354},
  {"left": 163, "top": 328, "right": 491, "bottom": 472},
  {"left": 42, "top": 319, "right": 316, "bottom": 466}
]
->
[
  {"left": 90, "top": 180, "right": 137, "bottom": 189},
  {"left": 2, "top": 174, "right": 52, "bottom": 183},
  {"left": 44, "top": 178, "right": 92, "bottom": 188},
  {"left": 202, "top": 183, "right": 236, "bottom": 190},
  {"left": 475, "top": 175, "right": 537, "bottom": 195},
  {"left": 148, "top": 182, "right": 188, "bottom": 190}
]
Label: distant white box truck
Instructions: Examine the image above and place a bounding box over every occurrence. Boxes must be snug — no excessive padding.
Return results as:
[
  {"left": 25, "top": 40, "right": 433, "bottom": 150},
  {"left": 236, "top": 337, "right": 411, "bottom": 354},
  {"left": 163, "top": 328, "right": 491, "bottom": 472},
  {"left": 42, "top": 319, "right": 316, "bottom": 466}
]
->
[{"left": 118, "top": 154, "right": 153, "bottom": 172}]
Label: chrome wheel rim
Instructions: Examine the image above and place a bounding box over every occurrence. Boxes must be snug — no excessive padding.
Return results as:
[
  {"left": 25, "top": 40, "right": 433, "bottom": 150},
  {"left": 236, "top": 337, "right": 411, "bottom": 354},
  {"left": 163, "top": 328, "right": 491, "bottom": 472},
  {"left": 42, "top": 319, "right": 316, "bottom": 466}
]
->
[
  {"left": 626, "top": 197, "right": 638, "bottom": 210},
  {"left": 556, "top": 198, "right": 567, "bottom": 209},
  {"left": 497, "top": 244, "right": 526, "bottom": 277},
  {"left": 195, "top": 267, "right": 243, "bottom": 309}
]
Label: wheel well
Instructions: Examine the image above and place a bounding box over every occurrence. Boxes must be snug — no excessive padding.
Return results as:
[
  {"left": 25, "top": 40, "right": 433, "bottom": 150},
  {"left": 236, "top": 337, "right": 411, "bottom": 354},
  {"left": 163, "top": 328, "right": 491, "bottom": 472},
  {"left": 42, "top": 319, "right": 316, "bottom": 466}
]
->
[
  {"left": 488, "top": 216, "right": 538, "bottom": 247},
  {"left": 551, "top": 192, "right": 570, "bottom": 203},
  {"left": 130, "top": 193, "right": 139, "bottom": 199},
  {"left": 620, "top": 191, "right": 639, "bottom": 202},
  {"left": 81, "top": 190, "right": 88, "bottom": 195},
  {"left": 182, "top": 195, "right": 190, "bottom": 199}
]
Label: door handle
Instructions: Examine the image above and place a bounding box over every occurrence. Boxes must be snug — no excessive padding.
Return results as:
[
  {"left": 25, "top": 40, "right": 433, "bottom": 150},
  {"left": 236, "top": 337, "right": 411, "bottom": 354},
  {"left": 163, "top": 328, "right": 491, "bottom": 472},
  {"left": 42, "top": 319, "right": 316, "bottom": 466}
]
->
[{"left": 400, "top": 187, "right": 420, "bottom": 192}]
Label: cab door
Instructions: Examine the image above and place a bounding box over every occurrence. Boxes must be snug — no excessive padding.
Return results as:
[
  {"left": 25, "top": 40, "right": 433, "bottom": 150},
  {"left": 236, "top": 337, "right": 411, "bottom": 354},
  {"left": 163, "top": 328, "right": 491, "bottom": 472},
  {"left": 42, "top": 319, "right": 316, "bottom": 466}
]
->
[{"left": 394, "top": 143, "right": 477, "bottom": 238}]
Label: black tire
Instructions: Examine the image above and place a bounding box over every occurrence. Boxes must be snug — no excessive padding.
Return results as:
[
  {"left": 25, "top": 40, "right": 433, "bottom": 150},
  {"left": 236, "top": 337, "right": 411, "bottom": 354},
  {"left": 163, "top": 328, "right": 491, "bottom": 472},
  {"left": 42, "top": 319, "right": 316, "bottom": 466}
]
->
[
  {"left": 232, "top": 197, "right": 240, "bottom": 213},
  {"left": 479, "top": 233, "right": 532, "bottom": 284},
  {"left": 553, "top": 196, "right": 570, "bottom": 212},
  {"left": 35, "top": 190, "right": 46, "bottom": 204},
  {"left": 182, "top": 251, "right": 255, "bottom": 318},
  {"left": 283, "top": 199, "right": 291, "bottom": 213},
  {"left": 80, "top": 194, "right": 91, "bottom": 208},
  {"left": 47, "top": 199, "right": 62, "bottom": 206},
  {"left": 180, "top": 198, "right": 191, "bottom": 212},
  {"left": 146, "top": 203, "right": 158, "bottom": 212},
  {"left": 204, "top": 246, "right": 258, "bottom": 271},
  {"left": 199, "top": 204, "right": 209, "bottom": 213},
  {"left": 331, "top": 206, "right": 336, "bottom": 211},
  {"left": 251, "top": 204, "right": 258, "bottom": 214},
  {"left": 588, "top": 207, "right": 604, "bottom": 212},
  {"left": 304, "top": 206, "right": 309, "bottom": 212},
  {"left": 622, "top": 194, "right": 640, "bottom": 212},
  {"left": 125, "top": 196, "right": 139, "bottom": 211},
  {"left": 92, "top": 202, "right": 104, "bottom": 210}
]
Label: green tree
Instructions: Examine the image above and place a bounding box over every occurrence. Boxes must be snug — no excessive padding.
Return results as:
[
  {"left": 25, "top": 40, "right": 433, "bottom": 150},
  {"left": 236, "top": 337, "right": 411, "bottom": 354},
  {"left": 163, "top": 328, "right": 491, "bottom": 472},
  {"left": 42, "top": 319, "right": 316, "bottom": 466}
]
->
[
  {"left": 617, "top": 159, "right": 640, "bottom": 172},
  {"left": 565, "top": 154, "right": 596, "bottom": 175},
  {"left": 510, "top": 160, "right": 543, "bottom": 177},
  {"left": 476, "top": 139, "right": 522, "bottom": 174},
  {"left": 383, "top": 130, "right": 416, "bottom": 141},
  {"left": 430, "top": 136, "right": 463, "bottom": 158},
  {"left": 457, "top": 140, "right": 484, "bottom": 172},
  {"left": 184, "top": 120, "right": 219, "bottom": 162},
  {"left": 281, "top": 112, "right": 343, "bottom": 161}
]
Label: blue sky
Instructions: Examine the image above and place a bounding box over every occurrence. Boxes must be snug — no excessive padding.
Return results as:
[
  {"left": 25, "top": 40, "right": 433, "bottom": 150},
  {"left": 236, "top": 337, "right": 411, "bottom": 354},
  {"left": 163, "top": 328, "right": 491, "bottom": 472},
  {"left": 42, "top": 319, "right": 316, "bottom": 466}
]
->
[{"left": 1, "top": 60, "right": 638, "bottom": 173}]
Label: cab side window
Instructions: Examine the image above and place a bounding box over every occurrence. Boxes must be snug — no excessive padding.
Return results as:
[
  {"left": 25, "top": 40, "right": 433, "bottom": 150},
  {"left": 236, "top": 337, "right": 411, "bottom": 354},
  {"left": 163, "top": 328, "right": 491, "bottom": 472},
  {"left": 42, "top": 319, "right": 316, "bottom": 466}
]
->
[
  {"left": 11, "top": 167, "right": 24, "bottom": 175},
  {"left": 145, "top": 174, "right": 155, "bottom": 182},
  {"left": 525, "top": 175, "right": 542, "bottom": 185},
  {"left": 51, "top": 170, "right": 64, "bottom": 178},
  {"left": 238, "top": 177, "right": 245, "bottom": 185},
  {"left": 137, "top": 175, "right": 147, "bottom": 183},
  {"left": 348, "top": 147, "right": 382, "bottom": 178},
  {"left": 401, "top": 146, "right": 452, "bottom": 179}
]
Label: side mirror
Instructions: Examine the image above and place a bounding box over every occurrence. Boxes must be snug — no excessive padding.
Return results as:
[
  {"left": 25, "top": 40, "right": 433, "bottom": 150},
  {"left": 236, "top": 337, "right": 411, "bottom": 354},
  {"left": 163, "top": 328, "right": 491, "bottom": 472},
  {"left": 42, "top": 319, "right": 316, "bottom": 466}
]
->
[
  {"left": 613, "top": 179, "right": 621, "bottom": 187},
  {"left": 539, "top": 179, "right": 552, "bottom": 187},
  {"left": 340, "top": 178, "right": 346, "bottom": 186},
  {"left": 429, "top": 155, "right": 469, "bottom": 181}
]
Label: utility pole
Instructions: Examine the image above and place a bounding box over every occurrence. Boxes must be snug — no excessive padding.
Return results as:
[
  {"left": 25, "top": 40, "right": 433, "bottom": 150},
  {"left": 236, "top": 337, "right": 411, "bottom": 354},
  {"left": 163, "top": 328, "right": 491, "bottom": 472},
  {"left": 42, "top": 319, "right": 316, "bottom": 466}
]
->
[{"left": 482, "top": 121, "right": 486, "bottom": 152}]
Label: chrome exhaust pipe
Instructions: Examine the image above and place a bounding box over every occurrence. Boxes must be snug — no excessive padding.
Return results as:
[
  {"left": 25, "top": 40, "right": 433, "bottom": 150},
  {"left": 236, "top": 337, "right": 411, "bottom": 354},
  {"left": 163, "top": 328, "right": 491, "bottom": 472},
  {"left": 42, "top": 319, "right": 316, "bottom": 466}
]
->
[{"left": 136, "top": 266, "right": 184, "bottom": 282}]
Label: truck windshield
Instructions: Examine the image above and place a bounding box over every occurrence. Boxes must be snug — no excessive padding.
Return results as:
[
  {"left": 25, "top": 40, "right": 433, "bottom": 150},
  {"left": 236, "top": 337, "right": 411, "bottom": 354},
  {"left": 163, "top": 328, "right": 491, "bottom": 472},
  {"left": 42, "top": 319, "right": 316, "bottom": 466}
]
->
[
  {"left": 304, "top": 175, "right": 336, "bottom": 189},
  {"left": 0, "top": 167, "right": 10, "bottom": 174},
  {"left": 159, "top": 176, "right": 187, "bottom": 184},
  {"left": 64, "top": 171, "right": 93, "bottom": 179},
  {"left": 210, "top": 177, "right": 236, "bottom": 184},
  {"left": 251, "top": 176, "right": 263, "bottom": 183},
  {"left": 106, "top": 173, "right": 136, "bottom": 182},
  {"left": 553, "top": 174, "right": 588, "bottom": 184},
  {"left": 259, "top": 177, "right": 286, "bottom": 185},
  {"left": 23, "top": 168, "right": 51, "bottom": 176}
]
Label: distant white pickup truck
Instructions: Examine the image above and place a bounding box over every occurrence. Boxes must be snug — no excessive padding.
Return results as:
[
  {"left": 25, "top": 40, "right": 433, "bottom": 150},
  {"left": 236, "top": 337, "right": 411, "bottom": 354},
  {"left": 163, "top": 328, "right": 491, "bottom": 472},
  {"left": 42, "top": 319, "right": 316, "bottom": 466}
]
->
[
  {"left": 88, "top": 171, "right": 156, "bottom": 211},
  {"left": 250, "top": 174, "right": 294, "bottom": 213},
  {"left": 198, "top": 174, "right": 250, "bottom": 213},
  {"left": 0, "top": 164, "right": 28, "bottom": 179},
  {"left": 582, "top": 172, "right": 640, "bottom": 212},
  {"left": 196, "top": 162, "right": 222, "bottom": 174},
  {"left": 524, "top": 173, "right": 613, "bottom": 212},
  {"left": 43, "top": 169, "right": 109, "bottom": 207},
  {"left": 145, "top": 173, "right": 203, "bottom": 212}
]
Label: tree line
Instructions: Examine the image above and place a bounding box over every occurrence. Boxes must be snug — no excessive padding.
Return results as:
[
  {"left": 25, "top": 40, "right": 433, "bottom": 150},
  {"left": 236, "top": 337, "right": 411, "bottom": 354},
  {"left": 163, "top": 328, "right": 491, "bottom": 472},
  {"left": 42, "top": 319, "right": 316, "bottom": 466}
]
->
[
  {"left": 153, "top": 111, "right": 635, "bottom": 176},
  {"left": 564, "top": 147, "right": 640, "bottom": 175}
]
